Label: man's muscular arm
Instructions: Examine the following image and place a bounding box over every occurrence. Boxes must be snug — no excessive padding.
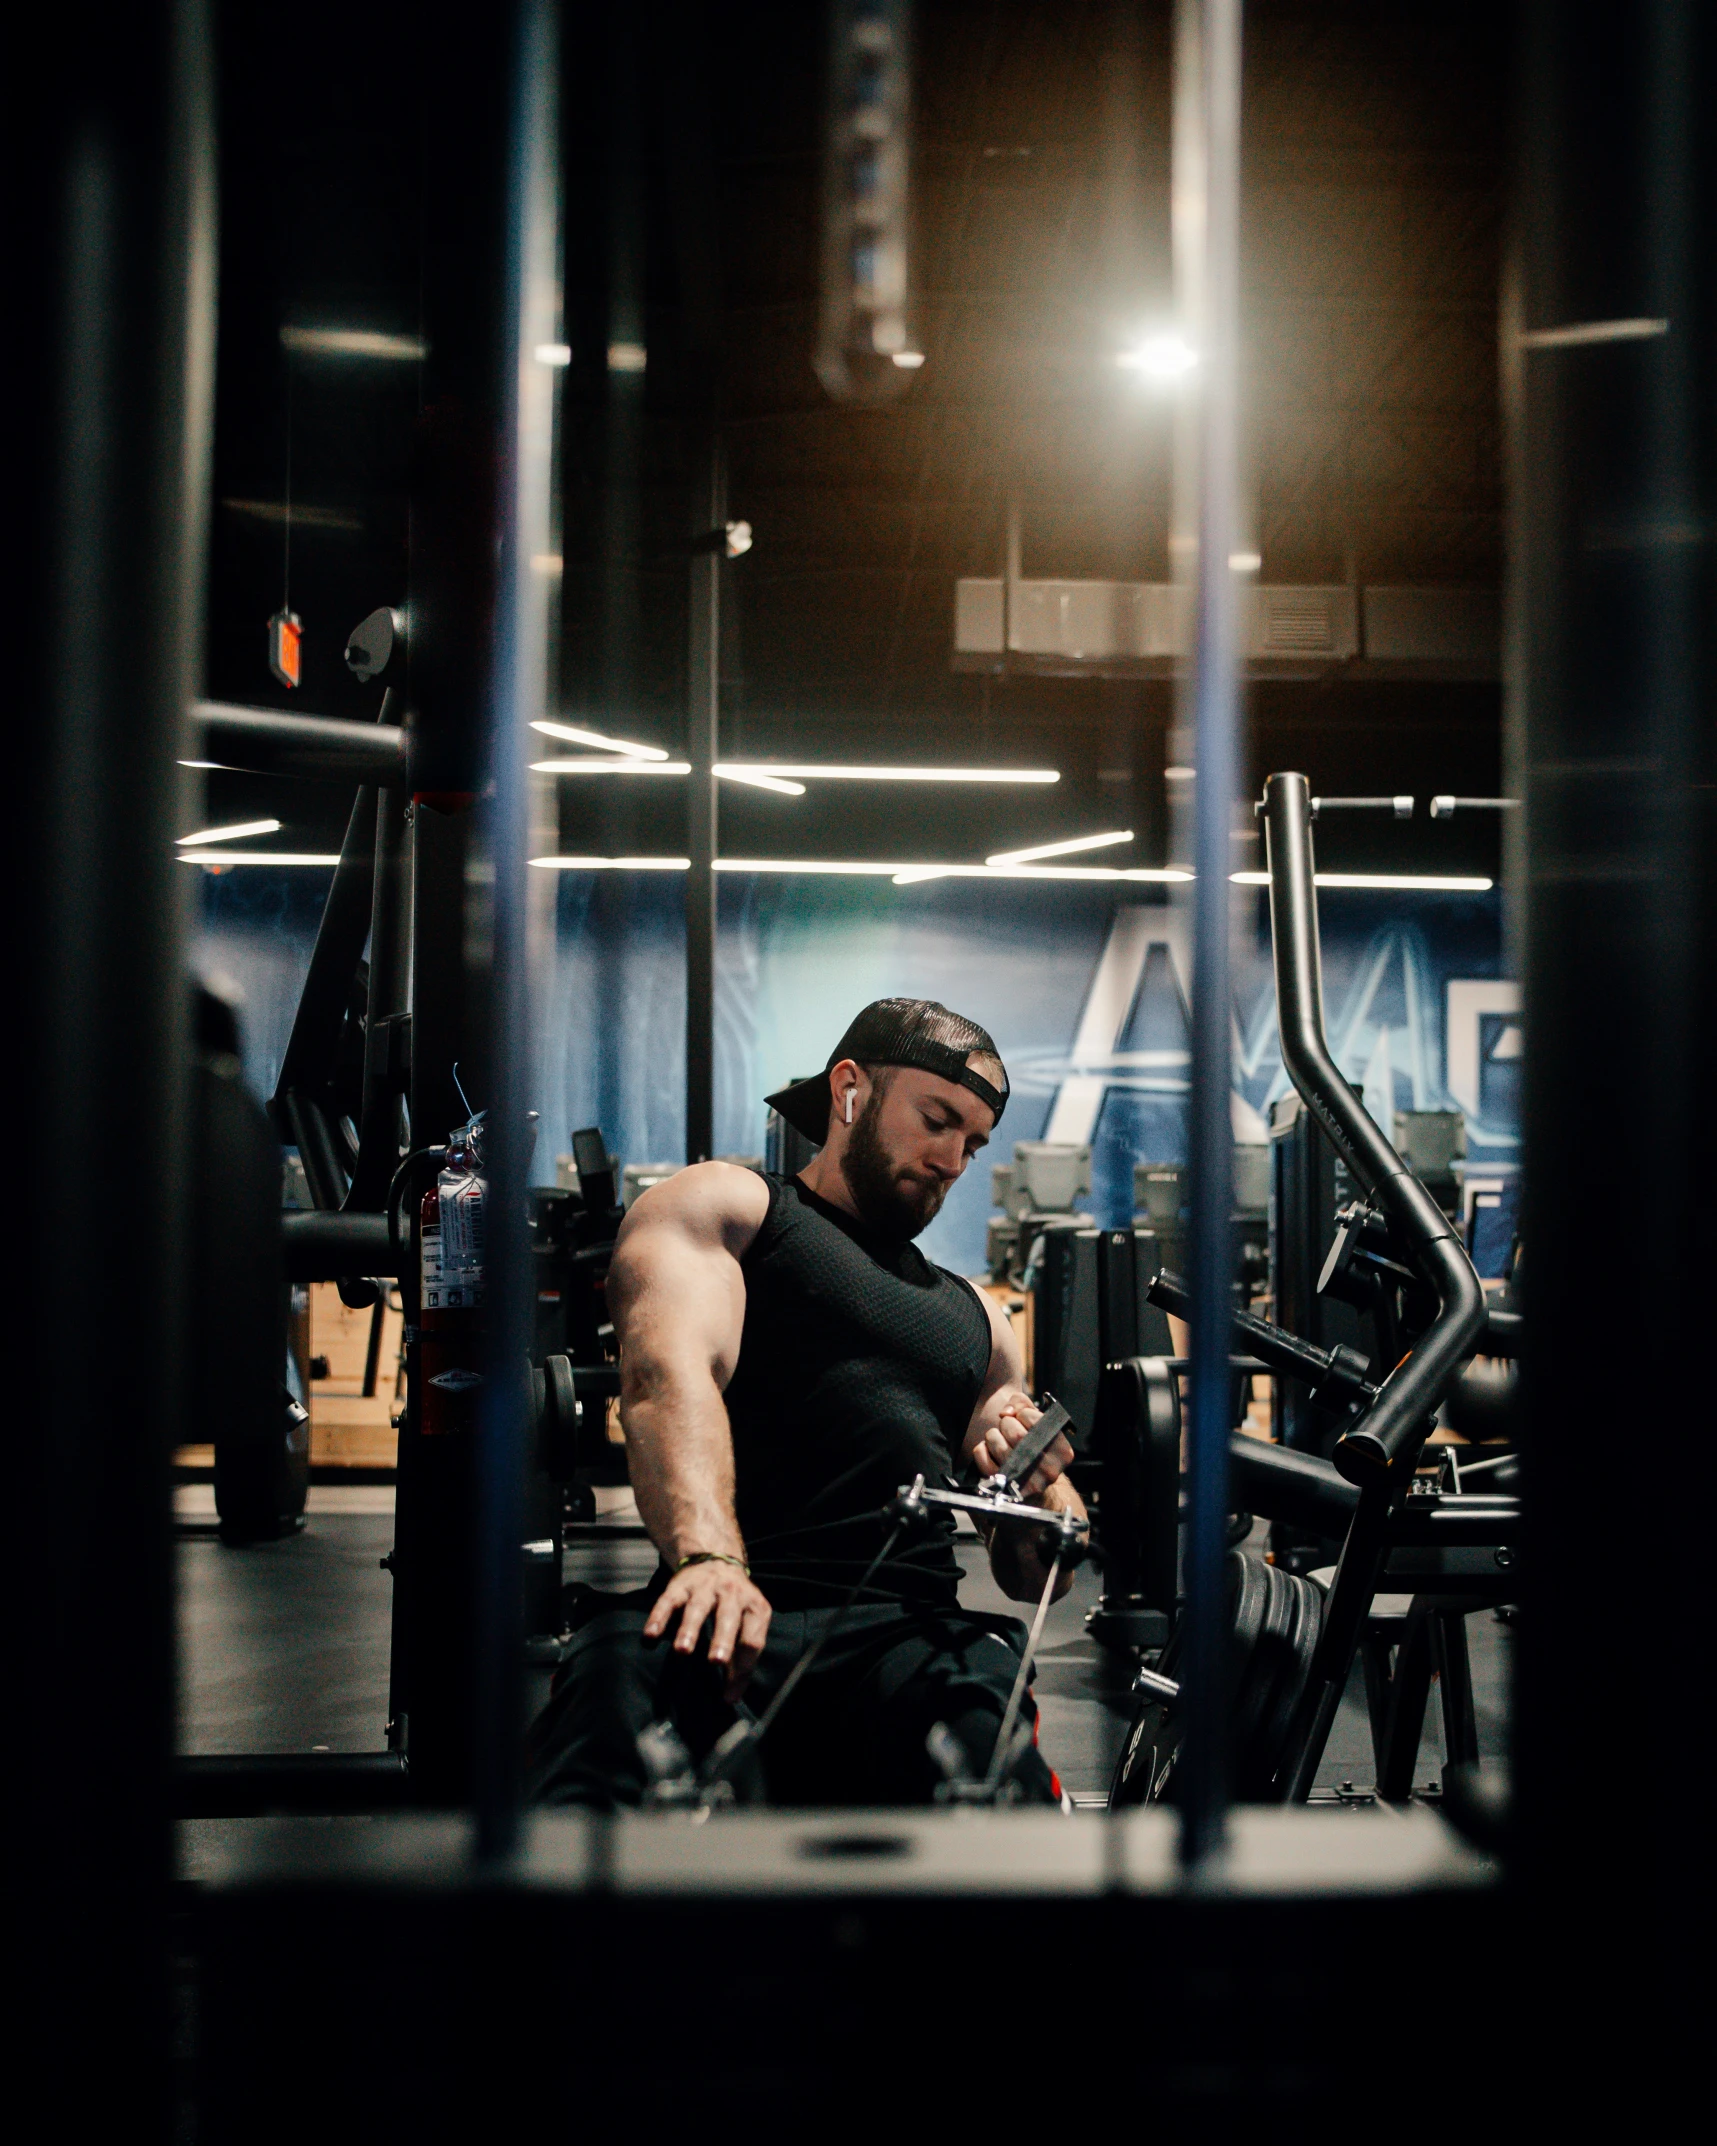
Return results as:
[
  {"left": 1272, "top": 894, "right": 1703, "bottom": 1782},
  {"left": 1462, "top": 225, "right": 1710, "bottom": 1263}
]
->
[
  {"left": 962, "top": 1292, "right": 1086, "bottom": 1604},
  {"left": 606, "top": 1163, "right": 773, "bottom": 1698}
]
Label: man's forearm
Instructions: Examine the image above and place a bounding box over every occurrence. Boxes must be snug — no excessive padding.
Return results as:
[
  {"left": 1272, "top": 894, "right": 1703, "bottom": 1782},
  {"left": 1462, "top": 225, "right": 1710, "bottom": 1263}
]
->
[{"left": 621, "top": 1364, "right": 746, "bottom": 1566}]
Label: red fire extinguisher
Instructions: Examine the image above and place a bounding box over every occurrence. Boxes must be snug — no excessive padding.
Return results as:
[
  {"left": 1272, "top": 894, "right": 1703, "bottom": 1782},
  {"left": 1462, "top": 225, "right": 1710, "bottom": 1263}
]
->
[{"left": 419, "top": 1112, "right": 487, "bottom": 1437}]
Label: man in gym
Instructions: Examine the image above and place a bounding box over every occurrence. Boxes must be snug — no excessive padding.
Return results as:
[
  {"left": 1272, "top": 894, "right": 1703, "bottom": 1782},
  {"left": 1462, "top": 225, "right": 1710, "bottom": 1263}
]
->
[{"left": 529, "top": 997, "right": 1084, "bottom": 1807}]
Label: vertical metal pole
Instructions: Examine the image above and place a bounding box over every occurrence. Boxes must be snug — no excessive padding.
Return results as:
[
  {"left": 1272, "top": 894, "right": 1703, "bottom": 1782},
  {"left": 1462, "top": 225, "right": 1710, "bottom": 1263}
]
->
[
  {"left": 1174, "top": 0, "right": 1243, "bottom": 1871},
  {"left": 11, "top": 0, "right": 214, "bottom": 2124},
  {"left": 471, "top": 0, "right": 559, "bottom": 1864},
  {"left": 686, "top": 440, "right": 722, "bottom": 1164},
  {"left": 1512, "top": 0, "right": 1710, "bottom": 2079},
  {"left": 600, "top": 8, "right": 645, "bottom": 728}
]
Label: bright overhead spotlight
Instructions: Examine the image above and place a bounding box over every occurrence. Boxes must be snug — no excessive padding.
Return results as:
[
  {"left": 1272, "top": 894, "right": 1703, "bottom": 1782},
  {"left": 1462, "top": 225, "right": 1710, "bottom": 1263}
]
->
[
  {"left": 178, "top": 818, "right": 284, "bottom": 847},
  {"left": 724, "top": 521, "right": 753, "bottom": 558},
  {"left": 715, "top": 765, "right": 805, "bottom": 796},
  {"left": 530, "top": 721, "right": 669, "bottom": 760},
  {"left": 531, "top": 757, "right": 692, "bottom": 776},
  {"left": 986, "top": 828, "right": 1133, "bottom": 868},
  {"left": 535, "top": 342, "right": 572, "bottom": 366},
  {"left": 1228, "top": 551, "right": 1262, "bottom": 573},
  {"left": 281, "top": 327, "right": 426, "bottom": 360},
  {"left": 892, "top": 350, "right": 926, "bottom": 369},
  {"left": 1116, "top": 332, "right": 1198, "bottom": 380},
  {"left": 1164, "top": 765, "right": 1196, "bottom": 782}
]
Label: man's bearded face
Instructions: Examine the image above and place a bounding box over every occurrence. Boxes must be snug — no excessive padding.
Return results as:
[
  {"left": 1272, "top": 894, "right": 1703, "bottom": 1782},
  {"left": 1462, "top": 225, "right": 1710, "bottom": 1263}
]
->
[{"left": 839, "top": 1069, "right": 978, "bottom": 1240}]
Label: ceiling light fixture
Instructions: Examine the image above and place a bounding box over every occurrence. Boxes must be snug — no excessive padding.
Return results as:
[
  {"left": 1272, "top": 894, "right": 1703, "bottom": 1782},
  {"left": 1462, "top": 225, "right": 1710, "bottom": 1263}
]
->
[
  {"left": 280, "top": 327, "right": 427, "bottom": 360},
  {"left": 178, "top": 851, "right": 343, "bottom": 867},
  {"left": 529, "top": 855, "right": 1190, "bottom": 883},
  {"left": 714, "top": 763, "right": 1060, "bottom": 785},
  {"left": 1164, "top": 765, "right": 1195, "bottom": 782},
  {"left": 535, "top": 342, "right": 572, "bottom": 366},
  {"left": 177, "top": 818, "right": 284, "bottom": 847},
  {"left": 1230, "top": 871, "right": 1494, "bottom": 892},
  {"left": 531, "top": 758, "right": 692, "bottom": 776},
  {"left": 986, "top": 828, "right": 1133, "bottom": 868},
  {"left": 530, "top": 721, "right": 670, "bottom": 760},
  {"left": 1518, "top": 317, "right": 1668, "bottom": 349},
  {"left": 715, "top": 767, "right": 806, "bottom": 796},
  {"left": 607, "top": 342, "right": 647, "bottom": 372},
  {"left": 530, "top": 855, "right": 692, "bottom": 871},
  {"left": 892, "top": 350, "right": 926, "bottom": 369}
]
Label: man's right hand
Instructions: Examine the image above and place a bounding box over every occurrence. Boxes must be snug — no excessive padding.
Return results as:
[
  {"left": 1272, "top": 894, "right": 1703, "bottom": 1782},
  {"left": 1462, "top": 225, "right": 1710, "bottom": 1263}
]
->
[{"left": 643, "top": 1558, "right": 773, "bottom": 1703}]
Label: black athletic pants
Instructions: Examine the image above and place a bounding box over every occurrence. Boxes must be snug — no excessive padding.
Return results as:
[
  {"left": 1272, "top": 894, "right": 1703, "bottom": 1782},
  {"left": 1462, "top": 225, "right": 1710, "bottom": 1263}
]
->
[{"left": 527, "top": 1597, "right": 1061, "bottom": 1809}]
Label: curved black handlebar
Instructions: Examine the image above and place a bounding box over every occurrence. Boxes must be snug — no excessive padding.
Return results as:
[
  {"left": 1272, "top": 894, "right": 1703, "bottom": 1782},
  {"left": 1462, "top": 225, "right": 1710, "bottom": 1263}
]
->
[{"left": 1261, "top": 772, "right": 1487, "bottom": 1485}]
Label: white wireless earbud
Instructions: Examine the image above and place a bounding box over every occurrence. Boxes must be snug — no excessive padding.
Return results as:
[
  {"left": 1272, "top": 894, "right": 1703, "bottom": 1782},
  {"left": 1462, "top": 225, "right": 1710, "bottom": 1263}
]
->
[{"left": 844, "top": 1088, "right": 855, "bottom": 1125}]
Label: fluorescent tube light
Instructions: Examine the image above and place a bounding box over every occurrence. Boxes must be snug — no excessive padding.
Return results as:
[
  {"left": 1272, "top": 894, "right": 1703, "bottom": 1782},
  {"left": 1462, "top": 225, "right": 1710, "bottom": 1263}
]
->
[
  {"left": 527, "top": 856, "right": 1190, "bottom": 882},
  {"left": 986, "top": 829, "right": 1133, "bottom": 868},
  {"left": 1518, "top": 318, "right": 1668, "bottom": 350},
  {"left": 715, "top": 764, "right": 1059, "bottom": 785},
  {"left": 716, "top": 767, "right": 806, "bottom": 796},
  {"left": 530, "top": 721, "right": 668, "bottom": 760},
  {"left": 178, "top": 818, "right": 284, "bottom": 847},
  {"left": 530, "top": 855, "right": 691, "bottom": 870},
  {"left": 1230, "top": 871, "right": 1494, "bottom": 892},
  {"left": 281, "top": 327, "right": 427, "bottom": 360},
  {"left": 531, "top": 758, "right": 693, "bottom": 776},
  {"left": 178, "top": 852, "right": 343, "bottom": 867},
  {"left": 530, "top": 751, "right": 1057, "bottom": 786}
]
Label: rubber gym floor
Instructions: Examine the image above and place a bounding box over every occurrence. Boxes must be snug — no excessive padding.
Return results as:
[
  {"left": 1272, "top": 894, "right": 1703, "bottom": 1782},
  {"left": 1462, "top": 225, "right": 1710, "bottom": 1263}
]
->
[{"left": 176, "top": 1485, "right": 1512, "bottom": 1808}]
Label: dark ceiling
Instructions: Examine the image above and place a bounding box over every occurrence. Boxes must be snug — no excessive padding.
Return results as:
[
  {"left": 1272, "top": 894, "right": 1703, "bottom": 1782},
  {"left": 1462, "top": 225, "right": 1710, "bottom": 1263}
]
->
[{"left": 200, "top": 0, "right": 1508, "bottom": 880}]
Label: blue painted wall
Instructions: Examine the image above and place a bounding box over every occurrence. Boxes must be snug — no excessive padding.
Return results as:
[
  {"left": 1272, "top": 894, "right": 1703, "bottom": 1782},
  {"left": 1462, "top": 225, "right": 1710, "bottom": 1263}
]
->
[{"left": 198, "top": 868, "right": 1510, "bottom": 1277}]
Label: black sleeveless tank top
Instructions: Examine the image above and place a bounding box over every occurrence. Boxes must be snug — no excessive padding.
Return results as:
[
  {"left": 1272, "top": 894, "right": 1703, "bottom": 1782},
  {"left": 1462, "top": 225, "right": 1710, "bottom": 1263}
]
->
[{"left": 722, "top": 1171, "right": 994, "bottom": 1609}]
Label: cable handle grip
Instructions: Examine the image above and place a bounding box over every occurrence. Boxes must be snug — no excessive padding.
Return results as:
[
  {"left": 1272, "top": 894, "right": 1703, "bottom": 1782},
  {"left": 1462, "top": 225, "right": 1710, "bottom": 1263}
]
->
[{"left": 999, "top": 1393, "right": 1075, "bottom": 1488}]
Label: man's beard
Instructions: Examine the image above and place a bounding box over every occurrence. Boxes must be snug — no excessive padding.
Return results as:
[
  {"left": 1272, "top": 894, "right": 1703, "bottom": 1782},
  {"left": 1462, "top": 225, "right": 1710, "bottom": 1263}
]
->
[{"left": 842, "top": 1088, "right": 948, "bottom": 1241}]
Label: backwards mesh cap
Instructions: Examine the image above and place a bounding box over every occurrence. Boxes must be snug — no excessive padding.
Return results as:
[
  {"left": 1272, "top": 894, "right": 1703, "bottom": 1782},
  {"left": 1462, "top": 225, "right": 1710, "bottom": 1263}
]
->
[{"left": 765, "top": 998, "right": 1009, "bottom": 1146}]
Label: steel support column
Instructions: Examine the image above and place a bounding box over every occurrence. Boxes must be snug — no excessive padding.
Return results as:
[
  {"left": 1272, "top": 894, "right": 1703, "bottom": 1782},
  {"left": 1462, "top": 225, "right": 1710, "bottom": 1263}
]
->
[
  {"left": 686, "top": 440, "right": 723, "bottom": 1166},
  {"left": 1172, "top": 0, "right": 1245, "bottom": 1872},
  {"left": 1512, "top": 0, "right": 1715, "bottom": 2092},
  {"left": 9, "top": 0, "right": 215, "bottom": 2125}
]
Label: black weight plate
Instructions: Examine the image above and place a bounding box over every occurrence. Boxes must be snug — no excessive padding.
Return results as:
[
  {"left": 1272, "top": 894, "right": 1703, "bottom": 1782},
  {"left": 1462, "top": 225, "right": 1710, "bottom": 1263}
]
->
[
  {"left": 1228, "top": 1546, "right": 1269, "bottom": 1684},
  {"left": 1233, "top": 1557, "right": 1297, "bottom": 1795},
  {"left": 1108, "top": 1625, "right": 1185, "bottom": 1809},
  {"left": 1108, "top": 1696, "right": 1180, "bottom": 1807},
  {"left": 1254, "top": 1570, "right": 1324, "bottom": 1794}
]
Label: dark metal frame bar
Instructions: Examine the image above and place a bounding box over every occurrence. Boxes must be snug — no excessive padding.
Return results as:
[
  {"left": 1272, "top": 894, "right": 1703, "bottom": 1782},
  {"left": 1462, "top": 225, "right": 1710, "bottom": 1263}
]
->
[{"left": 1176, "top": 0, "right": 1246, "bottom": 1873}]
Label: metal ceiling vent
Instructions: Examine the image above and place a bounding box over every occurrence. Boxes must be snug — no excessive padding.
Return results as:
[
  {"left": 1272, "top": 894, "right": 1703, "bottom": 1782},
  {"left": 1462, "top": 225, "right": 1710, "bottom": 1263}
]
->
[{"left": 1254, "top": 585, "right": 1342, "bottom": 657}]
